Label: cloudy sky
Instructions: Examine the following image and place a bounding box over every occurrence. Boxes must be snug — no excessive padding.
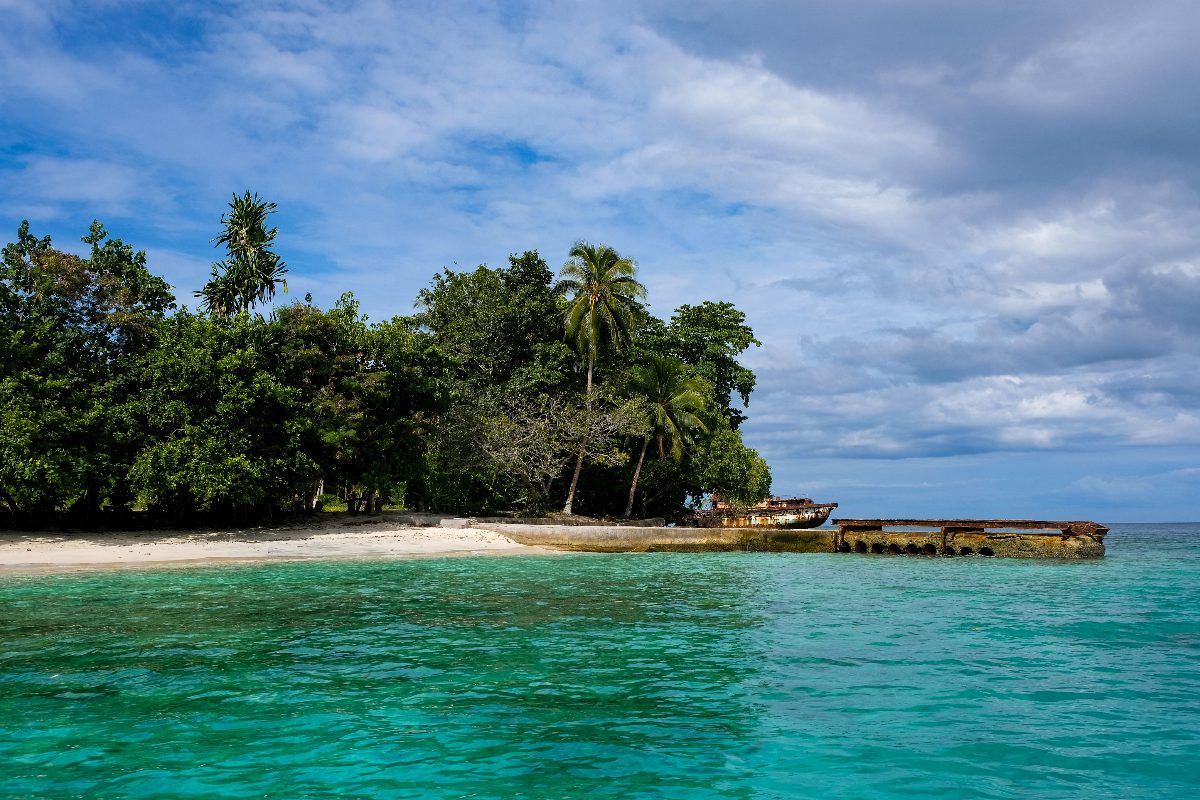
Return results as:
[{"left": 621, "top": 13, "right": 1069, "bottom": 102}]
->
[{"left": 3, "top": 0, "right": 1198, "bottom": 521}]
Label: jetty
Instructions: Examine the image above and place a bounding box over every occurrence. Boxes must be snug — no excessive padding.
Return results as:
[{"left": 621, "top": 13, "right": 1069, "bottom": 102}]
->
[
  {"left": 469, "top": 517, "right": 1107, "bottom": 558},
  {"left": 832, "top": 519, "right": 1107, "bottom": 558}
]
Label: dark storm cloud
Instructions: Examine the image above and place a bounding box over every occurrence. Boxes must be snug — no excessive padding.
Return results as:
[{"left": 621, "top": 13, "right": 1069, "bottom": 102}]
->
[{"left": 1105, "top": 261, "right": 1200, "bottom": 334}]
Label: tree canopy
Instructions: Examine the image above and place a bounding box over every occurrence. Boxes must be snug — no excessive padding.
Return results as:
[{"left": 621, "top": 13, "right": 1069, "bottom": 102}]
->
[{"left": 1, "top": 196, "right": 774, "bottom": 527}]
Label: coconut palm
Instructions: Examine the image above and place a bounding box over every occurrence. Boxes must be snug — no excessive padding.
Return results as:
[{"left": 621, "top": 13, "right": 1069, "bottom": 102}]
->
[
  {"left": 559, "top": 242, "right": 646, "bottom": 395},
  {"left": 625, "top": 356, "right": 710, "bottom": 517},
  {"left": 558, "top": 242, "right": 646, "bottom": 513},
  {"left": 197, "top": 191, "right": 287, "bottom": 315}
]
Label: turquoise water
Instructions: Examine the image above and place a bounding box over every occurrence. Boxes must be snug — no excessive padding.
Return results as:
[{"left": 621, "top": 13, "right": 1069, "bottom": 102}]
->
[{"left": 2, "top": 524, "right": 1198, "bottom": 799}]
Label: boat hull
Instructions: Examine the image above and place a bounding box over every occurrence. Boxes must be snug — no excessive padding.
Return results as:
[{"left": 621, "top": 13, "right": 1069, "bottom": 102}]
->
[{"left": 692, "top": 503, "right": 837, "bottom": 529}]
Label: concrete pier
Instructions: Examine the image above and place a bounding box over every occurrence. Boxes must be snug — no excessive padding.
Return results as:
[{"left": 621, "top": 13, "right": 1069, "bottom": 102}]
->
[
  {"left": 832, "top": 519, "right": 1107, "bottom": 559},
  {"left": 470, "top": 522, "right": 833, "bottom": 553},
  {"left": 473, "top": 518, "right": 1107, "bottom": 558}
]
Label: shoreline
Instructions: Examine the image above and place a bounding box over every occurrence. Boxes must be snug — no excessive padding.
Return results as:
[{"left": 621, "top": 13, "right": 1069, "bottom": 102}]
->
[{"left": 0, "top": 514, "right": 554, "bottom": 574}]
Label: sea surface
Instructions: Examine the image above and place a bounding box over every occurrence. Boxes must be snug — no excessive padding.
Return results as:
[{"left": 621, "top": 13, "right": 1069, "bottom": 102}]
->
[{"left": 1, "top": 523, "right": 1198, "bottom": 799}]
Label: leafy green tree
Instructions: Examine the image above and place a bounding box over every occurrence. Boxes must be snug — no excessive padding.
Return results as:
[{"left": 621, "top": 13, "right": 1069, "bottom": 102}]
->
[
  {"left": 197, "top": 191, "right": 288, "bottom": 315},
  {"left": 413, "top": 252, "right": 572, "bottom": 510},
  {"left": 415, "top": 251, "right": 570, "bottom": 399},
  {"left": 268, "top": 295, "right": 446, "bottom": 513},
  {"left": 558, "top": 242, "right": 646, "bottom": 513},
  {"left": 271, "top": 295, "right": 370, "bottom": 508},
  {"left": 0, "top": 221, "right": 172, "bottom": 518},
  {"left": 689, "top": 419, "right": 773, "bottom": 507},
  {"left": 624, "top": 356, "right": 710, "bottom": 517},
  {"left": 354, "top": 314, "right": 447, "bottom": 508},
  {"left": 638, "top": 301, "right": 761, "bottom": 426},
  {"left": 130, "top": 311, "right": 313, "bottom": 523}
]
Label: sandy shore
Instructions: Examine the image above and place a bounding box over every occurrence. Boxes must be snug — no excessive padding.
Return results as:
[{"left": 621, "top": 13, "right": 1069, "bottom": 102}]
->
[{"left": 0, "top": 514, "right": 551, "bottom": 573}]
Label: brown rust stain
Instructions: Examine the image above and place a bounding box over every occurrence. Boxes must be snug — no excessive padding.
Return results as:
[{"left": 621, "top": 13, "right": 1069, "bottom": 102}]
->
[
  {"left": 832, "top": 519, "right": 1107, "bottom": 559},
  {"left": 471, "top": 518, "right": 1106, "bottom": 559}
]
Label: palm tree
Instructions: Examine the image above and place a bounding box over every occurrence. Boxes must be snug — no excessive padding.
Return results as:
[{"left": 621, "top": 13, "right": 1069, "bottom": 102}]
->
[
  {"left": 625, "top": 356, "right": 710, "bottom": 517},
  {"left": 197, "top": 191, "right": 287, "bottom": 315},
  {"left": 558, "top": 242, "right": 646, "bottom": 513}
]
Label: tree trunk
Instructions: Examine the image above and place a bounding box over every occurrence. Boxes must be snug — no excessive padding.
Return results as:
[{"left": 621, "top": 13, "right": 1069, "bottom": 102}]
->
[
  {"left": 624, "top": 437, "right": 650, "bottom": 518},
  {"left": 563, "top": 352, "right": 595, "bottom": 514},
  {"left": 0, "top": 488, "right": 21, "bottom": 515},
  {"left": 86, "top": 482, "right": 102, "bottom": 520},
  {"left": 308, "top": 478, "right": 324, "bottom": 512},
  {"left": 563, "top": 440, "right": 586, "bottom": 515}
]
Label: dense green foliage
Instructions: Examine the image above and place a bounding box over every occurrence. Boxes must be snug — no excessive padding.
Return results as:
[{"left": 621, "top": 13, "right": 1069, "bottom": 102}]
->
[
  {"left": 0, "top": 198, "right": 771, "bottom": 525},
  {"left": 1, "top": 222, "right": 174, "bottom": 517}
]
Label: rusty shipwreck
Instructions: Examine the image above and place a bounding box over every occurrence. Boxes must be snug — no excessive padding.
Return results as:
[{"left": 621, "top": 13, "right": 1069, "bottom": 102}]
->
[{"left": 689, "top": 496, "right": 839, "bottom": 529}]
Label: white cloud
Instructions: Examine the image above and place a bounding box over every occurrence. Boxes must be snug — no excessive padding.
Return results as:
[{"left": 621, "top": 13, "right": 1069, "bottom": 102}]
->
[
  {"left": 3, "top": 157, "right": 148, "bottom": 215},
  {"left": 2, "top": 0, "right": 1200, "bottom": 518}
]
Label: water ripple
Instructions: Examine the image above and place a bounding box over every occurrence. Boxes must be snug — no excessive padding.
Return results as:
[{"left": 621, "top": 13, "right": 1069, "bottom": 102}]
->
[{"left": 1, "top": 524, "right": 1198, "bottom": 798}]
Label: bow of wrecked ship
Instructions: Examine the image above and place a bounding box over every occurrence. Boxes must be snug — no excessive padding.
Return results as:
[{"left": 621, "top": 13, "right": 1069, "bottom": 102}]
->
[{"left": 689, "top": 496, "right": 839, "bottom": 529}]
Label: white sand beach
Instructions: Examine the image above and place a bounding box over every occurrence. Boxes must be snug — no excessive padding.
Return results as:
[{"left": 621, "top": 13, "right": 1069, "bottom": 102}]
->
[{"left": 0, "top": 514, "right": 547, "bottom": 572}]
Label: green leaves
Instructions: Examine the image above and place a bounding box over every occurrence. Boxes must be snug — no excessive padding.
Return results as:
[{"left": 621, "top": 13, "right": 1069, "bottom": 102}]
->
[
  {"left": 0, "top": 221, "right": 174, "bottom": 516},
  {"left": 633, "top": 301, "right": 761, "bottom": 428},
  {"left": 560, "top": 241, "right": 647, "bottom": 364},
  {"left": 1, "top": 204, "right": 773, "bottom": 525},
  {"left": 629, "top": 356, "right": 711, "bottom": 462},
  {"left": 197, "top": 191, "right": 288, "bottom": 316}
]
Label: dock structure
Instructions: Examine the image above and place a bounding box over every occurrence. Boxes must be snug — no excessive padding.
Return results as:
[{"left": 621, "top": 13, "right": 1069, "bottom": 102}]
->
[
  {"left": 470, "top": 518, "right": 1108, "bottom": 558},
  {"left": 832, "top": 519, "right": 1108, "bottom": 559}
]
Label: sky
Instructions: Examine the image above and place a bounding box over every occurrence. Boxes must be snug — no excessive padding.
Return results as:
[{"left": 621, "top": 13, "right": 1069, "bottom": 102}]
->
[{"left": 2, "top": 0, "right": 1198, "bottom": 521}]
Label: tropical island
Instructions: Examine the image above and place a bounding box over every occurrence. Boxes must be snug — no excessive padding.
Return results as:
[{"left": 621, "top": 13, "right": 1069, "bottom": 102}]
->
[{"left": 0, "top": 192, "right": 772, "bottom": 536}]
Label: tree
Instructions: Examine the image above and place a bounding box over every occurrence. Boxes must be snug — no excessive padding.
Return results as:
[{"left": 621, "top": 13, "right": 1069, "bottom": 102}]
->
[
  {"left": 637, "top": 301, "right": 761, "bottom": 427},
  {"left": 269, "top": 295, "right": 447, "bottom": 513},
  {"left": 0, "top": 221, "right": 173, "bottom": 519},
  {"left": 478, "top": 396, "right": 589, "bottom": 511},
  {"left": 625, "top": 356, "right": 710, "bottom": 517},
  {"left": 197, "top": 191, "right": 287, "bottom": 316},
  {"left": 412, "top": 252, "right": 572, "bottom": 511},
  {"left": 690, "top": 420, "right": 772, "bottom": 507},
  {"left": 558, "top": 242, "right": 646, "bottom": 513},
  {"left": 130, "top": 311, "right": 313, "bottom": 524},
  {"left": 415, "top": 252, "right": 570, "bottom": 401}
]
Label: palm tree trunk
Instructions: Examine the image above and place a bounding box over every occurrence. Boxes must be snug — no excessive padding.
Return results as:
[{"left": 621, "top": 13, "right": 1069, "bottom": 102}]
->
[
  {"left": 563, "top": 442, "right": 585, "bottom": 514},
  {"left": 563, "top": 352, "right": 595, "bottom": 514},
  {"left": 624, "top": 437, "right": 650, "bottom": 518}
]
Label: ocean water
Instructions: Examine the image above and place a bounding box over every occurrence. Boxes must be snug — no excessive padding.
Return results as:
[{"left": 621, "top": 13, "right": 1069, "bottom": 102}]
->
[{"left": 1, "top": 524, "right": 1198, "bottom": 799}]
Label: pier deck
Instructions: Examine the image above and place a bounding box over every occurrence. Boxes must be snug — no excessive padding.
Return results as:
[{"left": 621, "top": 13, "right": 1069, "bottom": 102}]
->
[
  {"left": 473, "top": 518, "right": 1108, "bottom": 558},
  {"left": 832, "top": 519, "right": 1108, "bottom": 558}
]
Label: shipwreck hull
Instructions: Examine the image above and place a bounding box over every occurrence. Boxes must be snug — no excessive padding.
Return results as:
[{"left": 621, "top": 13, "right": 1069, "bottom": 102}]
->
[{"left": 697, "top": 504, "right": 837, "bottom": 529}]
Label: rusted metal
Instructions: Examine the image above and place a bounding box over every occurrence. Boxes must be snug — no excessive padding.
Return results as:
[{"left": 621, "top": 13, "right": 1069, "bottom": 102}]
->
[
  {"left": 690, "top": 496, "right": 838, "bottom": 530},
  {"left": 832, "top": 519, "right": 1108, "bottom": 536},
  {"left": 831, "top": 518, "right": 1108, "bottom": 558}
]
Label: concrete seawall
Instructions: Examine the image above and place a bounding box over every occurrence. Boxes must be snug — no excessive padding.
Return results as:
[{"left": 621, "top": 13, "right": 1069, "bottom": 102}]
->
[
  {"left": 473, "top": 521, "right": 1106, "bottom": 559},
  {"left": 472, "top": 523, "right": 833, "bottom": 552}
]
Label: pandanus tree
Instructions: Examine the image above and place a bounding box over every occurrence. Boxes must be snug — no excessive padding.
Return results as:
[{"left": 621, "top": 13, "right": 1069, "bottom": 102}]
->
[
  {"left": 197, "top": 191, "right": 287, "bottom": 315},
  {"left": 624, "top": 356, "right": 710, "bottom": 517},
  {"left": 558, "top": 242, "right": 646, "bottom": 514}
]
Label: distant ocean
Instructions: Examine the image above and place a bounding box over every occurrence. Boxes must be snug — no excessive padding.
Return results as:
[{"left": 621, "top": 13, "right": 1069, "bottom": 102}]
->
[{"left": 2, "top": 523, "right": 1198, "bottom": 799}]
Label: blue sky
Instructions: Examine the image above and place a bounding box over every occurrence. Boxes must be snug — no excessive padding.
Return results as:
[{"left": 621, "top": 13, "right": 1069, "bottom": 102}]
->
[{"left": 3, "top": 0, "right": 1198, "bottom": 521}]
